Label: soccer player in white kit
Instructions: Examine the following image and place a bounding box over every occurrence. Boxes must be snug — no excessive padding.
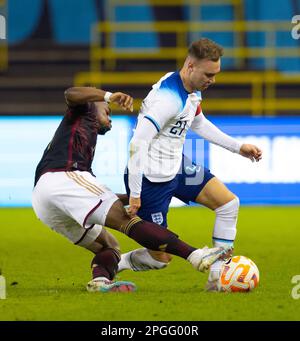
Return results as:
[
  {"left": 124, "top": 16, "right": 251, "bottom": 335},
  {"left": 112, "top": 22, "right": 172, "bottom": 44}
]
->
[
  {"left": 119, "top": 38, "right": 263, "bottom": 291},
  {"left": 32, "top": 86, "right": 231, "bottom": 293}
]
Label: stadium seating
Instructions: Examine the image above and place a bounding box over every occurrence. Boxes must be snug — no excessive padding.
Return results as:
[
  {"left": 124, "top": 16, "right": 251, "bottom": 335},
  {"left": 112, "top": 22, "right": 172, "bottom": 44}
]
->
[
  {"left": 74, "top": 0, "right": 300, "bottom": 115},
  {"left": 1, "top": 0, "right": 300, "bottom": 115}
]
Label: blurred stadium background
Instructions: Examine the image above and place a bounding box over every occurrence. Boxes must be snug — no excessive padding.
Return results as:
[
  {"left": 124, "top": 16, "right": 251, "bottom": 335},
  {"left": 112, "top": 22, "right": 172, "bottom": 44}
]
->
[
  {"left": 1, "top": 0, "right": 300, "bottom": 322},
  {"left": 1, "top": 0, "right": 300, "bottom": 207}
]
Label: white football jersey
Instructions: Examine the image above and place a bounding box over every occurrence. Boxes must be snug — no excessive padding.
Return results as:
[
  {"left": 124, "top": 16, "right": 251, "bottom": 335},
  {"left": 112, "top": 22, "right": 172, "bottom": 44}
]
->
[{"left": 136, "top": 71, "right": 202, "bottom": 182}]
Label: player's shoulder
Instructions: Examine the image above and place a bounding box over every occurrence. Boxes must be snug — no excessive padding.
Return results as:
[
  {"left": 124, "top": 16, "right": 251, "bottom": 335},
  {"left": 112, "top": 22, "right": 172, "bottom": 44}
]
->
[
  {"left": 145, "top": 72, "right": 185, "bottom": 109},
  {"left": 157, "top": 71, "right": 189, "bottom": 109}
]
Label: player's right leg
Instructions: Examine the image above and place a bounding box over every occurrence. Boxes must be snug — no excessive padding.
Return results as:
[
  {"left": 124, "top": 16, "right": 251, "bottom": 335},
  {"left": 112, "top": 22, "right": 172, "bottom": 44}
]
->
[{"left": 87, "top": 198, "right": 232, "bottom": 273}]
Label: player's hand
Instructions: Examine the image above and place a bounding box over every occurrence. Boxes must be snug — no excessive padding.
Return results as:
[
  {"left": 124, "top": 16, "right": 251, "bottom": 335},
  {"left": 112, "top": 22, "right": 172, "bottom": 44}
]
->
[
  {"left": 127, "top": 196, "right": 141, "bottom": 218},
  {"left": 239, "top": 144, "right": 262, "bottom": 162},
  {"left": 110, "top": 92, "right": 134, "bottom": 112}
]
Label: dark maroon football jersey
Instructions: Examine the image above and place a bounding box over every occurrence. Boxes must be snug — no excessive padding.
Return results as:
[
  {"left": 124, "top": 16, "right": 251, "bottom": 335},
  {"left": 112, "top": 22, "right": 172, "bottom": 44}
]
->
[{"left": 34, "top": 103, "right": 98, "bottom": 185}]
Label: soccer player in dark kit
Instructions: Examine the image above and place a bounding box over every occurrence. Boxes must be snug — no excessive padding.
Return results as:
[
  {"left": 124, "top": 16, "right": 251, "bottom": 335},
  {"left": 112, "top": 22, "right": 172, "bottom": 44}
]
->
[{"left": 32, "top": 86, "right": 231, "bottom": 293}]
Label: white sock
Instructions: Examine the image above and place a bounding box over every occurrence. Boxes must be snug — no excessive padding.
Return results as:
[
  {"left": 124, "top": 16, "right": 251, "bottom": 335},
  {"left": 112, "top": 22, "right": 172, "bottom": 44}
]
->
[
  {"left": 209, "top": 197, "right": 239, "bottom": 280},
  {"left": 117, "top": 248, "right": 168, "bottom": 272},
  {"left": 213, "top": 197, "right": 239, "bottom": 244}
]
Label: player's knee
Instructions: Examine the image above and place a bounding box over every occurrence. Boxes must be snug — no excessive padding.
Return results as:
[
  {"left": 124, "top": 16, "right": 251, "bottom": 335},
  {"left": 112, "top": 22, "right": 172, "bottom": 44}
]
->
[{"left": 215, "top": 196, "right": 239, "bottom": 218}]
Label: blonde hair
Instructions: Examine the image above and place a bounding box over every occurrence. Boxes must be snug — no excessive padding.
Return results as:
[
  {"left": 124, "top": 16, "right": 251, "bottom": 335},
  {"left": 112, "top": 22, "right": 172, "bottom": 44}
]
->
[{"left": 188, "top": 38, "right": 224, "bottom": 61}]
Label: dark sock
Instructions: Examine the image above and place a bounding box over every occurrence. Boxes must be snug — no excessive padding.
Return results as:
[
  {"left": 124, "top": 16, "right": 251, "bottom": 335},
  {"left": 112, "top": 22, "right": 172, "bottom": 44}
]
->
[
  {"left": 121, "top": 218, "right": 196, "bottom": 259},
  {"left": 91, "top": 248, "right": 120, "bottom": 280}
]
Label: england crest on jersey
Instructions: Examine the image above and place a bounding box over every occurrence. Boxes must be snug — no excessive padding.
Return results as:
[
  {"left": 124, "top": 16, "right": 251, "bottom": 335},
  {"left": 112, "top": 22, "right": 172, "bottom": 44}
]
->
[{"left": 151, "top": 212, "right": 163, "bottom": 225}]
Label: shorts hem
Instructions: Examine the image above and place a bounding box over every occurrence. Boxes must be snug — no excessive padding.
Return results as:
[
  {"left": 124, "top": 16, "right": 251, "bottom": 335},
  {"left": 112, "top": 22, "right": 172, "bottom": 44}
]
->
[{"left": 83, "top": 200, "right": 103, "bottom": 228}]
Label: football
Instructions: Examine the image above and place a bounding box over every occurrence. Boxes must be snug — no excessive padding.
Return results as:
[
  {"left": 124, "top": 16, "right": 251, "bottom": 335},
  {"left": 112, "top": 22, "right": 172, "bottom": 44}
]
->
[{"left": 219, "top": 255, "right": 259, "bottom": 292}]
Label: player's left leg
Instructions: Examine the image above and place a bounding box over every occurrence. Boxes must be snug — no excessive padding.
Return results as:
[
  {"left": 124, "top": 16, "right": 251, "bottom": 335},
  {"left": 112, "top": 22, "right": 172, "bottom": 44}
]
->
[
  {"left": 85, "top": 194, "right": 230, "bottom": 278},
  {"left": 175, "top": 156, "right": 238, "bottom": 291},
  {"left": 195, "top": 177, "right": 239, "bottom": 291},
  {"left": 84, "top": 228, "right": 136, "bottom": 293}
]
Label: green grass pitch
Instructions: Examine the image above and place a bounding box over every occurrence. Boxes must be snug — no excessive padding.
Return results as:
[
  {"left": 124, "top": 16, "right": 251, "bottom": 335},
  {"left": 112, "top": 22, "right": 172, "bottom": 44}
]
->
[{"left": 0, "top": 206, "right": 300, "bottom": 321}]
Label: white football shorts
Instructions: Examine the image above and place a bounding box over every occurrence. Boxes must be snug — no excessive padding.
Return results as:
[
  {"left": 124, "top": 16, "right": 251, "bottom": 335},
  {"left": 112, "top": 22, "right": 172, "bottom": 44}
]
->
[{"left": 32, "top": 171, "right": 119, "bottom": 247}]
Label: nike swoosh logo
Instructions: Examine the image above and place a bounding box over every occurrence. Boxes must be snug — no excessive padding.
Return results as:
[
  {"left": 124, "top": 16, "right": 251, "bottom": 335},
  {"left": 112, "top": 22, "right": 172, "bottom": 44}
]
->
[{"left": 185, "top": 165, "right": 201, "bottom": 173}]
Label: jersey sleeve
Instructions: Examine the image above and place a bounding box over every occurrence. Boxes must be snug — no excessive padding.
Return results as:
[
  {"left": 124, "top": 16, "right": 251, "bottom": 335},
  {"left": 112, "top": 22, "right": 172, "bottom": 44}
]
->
[
  {"left": 139, "top": 88, "right": 182, "bottom": 132},
  {"left": 128, "top": 118, "right": 158, "bottom": 197},
  {"left": 191, "top": 109, "right": 242, "bottom": 154}
]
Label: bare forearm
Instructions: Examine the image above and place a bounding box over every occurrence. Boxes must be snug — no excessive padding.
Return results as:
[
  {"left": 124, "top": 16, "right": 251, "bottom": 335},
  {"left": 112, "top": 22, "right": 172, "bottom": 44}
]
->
[{"left": 64, "top": 87, "right": 107, "bottom": 105}]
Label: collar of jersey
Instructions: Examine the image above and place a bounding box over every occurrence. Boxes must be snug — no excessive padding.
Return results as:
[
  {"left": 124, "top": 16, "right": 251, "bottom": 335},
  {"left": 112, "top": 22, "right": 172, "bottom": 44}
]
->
[{"left": 174, "top": 71, "right": 202, "bottom": 101}]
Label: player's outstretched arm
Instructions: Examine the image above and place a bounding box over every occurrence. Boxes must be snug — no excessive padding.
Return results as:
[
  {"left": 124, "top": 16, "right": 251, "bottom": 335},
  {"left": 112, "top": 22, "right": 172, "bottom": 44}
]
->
[
  {"left": 191, "top": 112, "right": 262, "bottom": 162},
  {"left": 64, "top": 87, "right": 106, "bottom": 105},
  {"left": 64, "top": 87, "right": 133, "bottom": 112}
]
